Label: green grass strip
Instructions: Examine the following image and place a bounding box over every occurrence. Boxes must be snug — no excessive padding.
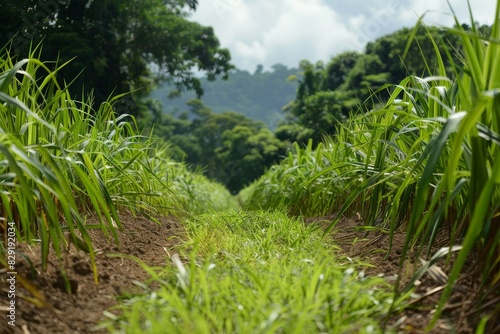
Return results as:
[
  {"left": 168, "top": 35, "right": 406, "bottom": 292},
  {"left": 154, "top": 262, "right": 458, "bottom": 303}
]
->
[{"left": 103, "top": 211, "right": 408, "bottom": 333}]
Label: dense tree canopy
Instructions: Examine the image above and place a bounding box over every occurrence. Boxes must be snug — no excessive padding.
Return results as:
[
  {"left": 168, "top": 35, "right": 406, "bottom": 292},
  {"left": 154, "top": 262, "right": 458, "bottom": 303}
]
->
[
  {"left": 147, "top": 99, "right": 287, "bottom": 193},
  {"left": 1, "top": 0, "right": 233, "bottom": 115},
  {"left": 323, "top": 51, "right": 361, "bottom": 91}
]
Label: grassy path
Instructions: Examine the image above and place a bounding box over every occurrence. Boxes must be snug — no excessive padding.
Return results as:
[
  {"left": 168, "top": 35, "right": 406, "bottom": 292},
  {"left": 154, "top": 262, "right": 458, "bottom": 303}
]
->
[{"left": 101, "top": 211, "right": 408, "bottom": 333}]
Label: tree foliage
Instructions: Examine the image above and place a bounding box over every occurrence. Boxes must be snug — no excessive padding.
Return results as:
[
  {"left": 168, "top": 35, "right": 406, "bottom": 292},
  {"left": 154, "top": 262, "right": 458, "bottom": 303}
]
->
[
  {"left": 323, "top": 51, "right": 361, "bottom": 91},
  {"left": 0, "top": 0, "right": 233, "bottom": 115},
  {"left": 148, "top": 99, "right": 287, "bottom": 193}
]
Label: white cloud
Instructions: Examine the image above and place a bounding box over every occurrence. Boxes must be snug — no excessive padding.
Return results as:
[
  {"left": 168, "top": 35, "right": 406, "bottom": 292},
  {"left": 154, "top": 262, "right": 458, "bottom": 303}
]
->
[
  {"left": 256, "top": 1, "right": 357, "bottom": 69},
  {"left": 191, "top": 0, "right": 496, "bottom": 72},
  {"left": 234, "top": 40, "right": 266, "bottom": 67}
]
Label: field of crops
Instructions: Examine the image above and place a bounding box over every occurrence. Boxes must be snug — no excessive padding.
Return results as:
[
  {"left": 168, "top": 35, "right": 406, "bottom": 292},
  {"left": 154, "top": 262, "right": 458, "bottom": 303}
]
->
[
  {"left": 243, "top": 5, "right": 500, "bottom": 330},
  {"left": 1, "top": 1, "right": 500, "bottom": 333}
]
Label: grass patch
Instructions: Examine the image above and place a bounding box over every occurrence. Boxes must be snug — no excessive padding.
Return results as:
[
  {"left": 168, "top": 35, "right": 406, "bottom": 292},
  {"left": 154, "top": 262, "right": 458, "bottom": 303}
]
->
[{"left": 103, "top": 211, "right": 408, "bottom": 333}]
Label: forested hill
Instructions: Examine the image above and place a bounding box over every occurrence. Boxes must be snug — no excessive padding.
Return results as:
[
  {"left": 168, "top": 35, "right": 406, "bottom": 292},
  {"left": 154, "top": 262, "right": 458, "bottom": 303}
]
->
[{"left": 151, "top": 64, "right": 299, "bottom": 128}]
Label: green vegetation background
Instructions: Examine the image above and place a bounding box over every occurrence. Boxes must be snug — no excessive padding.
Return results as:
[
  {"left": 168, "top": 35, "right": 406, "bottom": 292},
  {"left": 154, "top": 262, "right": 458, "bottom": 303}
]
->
[{"left": 1, "top": 1, "right": 500, "bottom": 331}]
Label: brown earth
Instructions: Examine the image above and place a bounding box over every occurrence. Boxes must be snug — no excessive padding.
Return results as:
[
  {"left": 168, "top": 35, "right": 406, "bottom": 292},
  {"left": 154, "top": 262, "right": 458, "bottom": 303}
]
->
[
  {"left": 1, "top": 212, "right": 499, "bottom": 334},
  {"left": 0, "top": 212, "right": 185, "bottom": 334},
  {"left": 306, "top": 214, "right": 500, "bottom": 334}
]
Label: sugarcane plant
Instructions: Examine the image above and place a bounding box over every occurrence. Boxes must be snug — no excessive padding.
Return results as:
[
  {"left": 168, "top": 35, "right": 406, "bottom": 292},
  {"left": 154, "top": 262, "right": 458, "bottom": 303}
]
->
[
  {"left": 0, "top": 44, "right": 236, "bottom": 298},
  {"left": 243, "top": 0, "right": 500, "bottom": 329}
]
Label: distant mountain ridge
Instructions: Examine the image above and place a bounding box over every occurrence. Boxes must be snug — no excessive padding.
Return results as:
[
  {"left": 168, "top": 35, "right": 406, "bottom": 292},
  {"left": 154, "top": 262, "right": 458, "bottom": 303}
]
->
[{"left": 151, "top": 64, "right": 299, "bottom": 128}]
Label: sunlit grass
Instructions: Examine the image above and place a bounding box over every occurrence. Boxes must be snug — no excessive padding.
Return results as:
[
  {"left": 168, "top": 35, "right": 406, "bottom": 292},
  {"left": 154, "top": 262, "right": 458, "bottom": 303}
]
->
[{"left": 102, "top": 211, "right": 408, "bottom": 333}]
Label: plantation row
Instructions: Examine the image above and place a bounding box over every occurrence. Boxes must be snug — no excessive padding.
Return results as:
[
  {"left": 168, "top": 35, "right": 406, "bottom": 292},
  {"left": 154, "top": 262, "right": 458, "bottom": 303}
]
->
[
  {"left": 102, "top": 211, "right": 409, "bottom": 333},
  {"left": 0, "top": 47, "right": 237, "bottom": 280},
  {"left": 242, "top": 9, "right": 500, "bottom": 327},
  {"left": 0, "top": 1, "right": 499, "bottom": 332}
]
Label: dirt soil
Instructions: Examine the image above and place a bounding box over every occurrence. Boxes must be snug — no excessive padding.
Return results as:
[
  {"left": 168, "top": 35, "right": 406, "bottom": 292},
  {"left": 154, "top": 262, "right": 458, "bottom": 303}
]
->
[
  {"left": 1, "top": 212, "right": 498, "bottom": 334},
  {"left": 0, "top": 212, "right": 185, "bottom": 334},
  {"left": 306, "top": 214, "right": 500, "bottom": 334}
]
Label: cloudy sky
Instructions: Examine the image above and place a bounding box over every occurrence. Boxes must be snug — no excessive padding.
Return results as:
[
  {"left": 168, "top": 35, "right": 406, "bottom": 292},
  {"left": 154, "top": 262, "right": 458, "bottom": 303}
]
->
[{"left": 190, "top": 0, "right": 496, "bottom": 72}]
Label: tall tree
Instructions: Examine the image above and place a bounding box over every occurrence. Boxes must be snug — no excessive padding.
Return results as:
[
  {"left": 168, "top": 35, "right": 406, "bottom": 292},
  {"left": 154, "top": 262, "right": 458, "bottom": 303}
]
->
[
  {"left": 323, "top": 51, "right": 361, "bottom": 91},
  {"left": 1, "top": 0, "right": 233, "bottom": 115}
]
